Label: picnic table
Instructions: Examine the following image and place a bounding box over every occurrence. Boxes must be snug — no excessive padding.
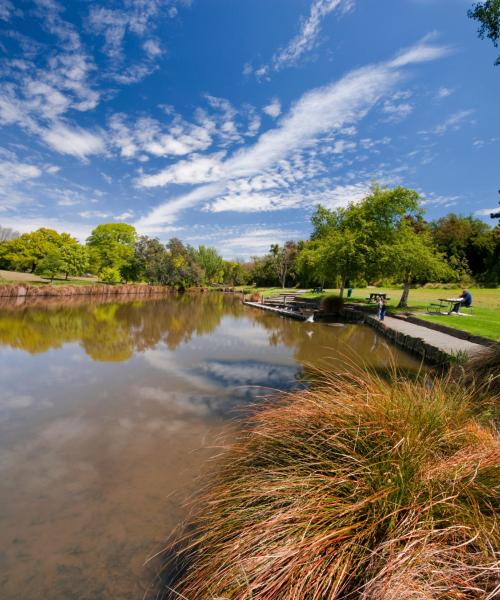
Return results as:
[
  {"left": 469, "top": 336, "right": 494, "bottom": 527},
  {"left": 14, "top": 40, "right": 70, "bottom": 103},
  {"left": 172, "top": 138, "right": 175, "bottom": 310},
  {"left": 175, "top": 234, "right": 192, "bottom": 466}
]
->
[
  {"left": 367, "top": 292, "right": 390, "bottom": 303},
  {"left": 427, "top": 298, "right": 464, "bottom": 314}
]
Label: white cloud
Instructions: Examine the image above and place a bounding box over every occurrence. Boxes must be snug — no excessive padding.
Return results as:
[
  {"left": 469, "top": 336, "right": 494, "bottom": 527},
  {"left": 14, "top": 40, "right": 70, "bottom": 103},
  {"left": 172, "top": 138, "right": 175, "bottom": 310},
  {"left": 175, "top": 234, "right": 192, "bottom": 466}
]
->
[
  {"left": 136, "top": 39, "right": 451, "bottom": 229},
  {"left": 0, "top": 0, "right": 17, "bottom": 22},
  {"left": 423, "top": 109, "right": 474, "bottom": 136},
  {"left": 436, "top": 86, "right": 453, "bottom": 99},
  {"left": 271, "top": 0, "right": 354, "bottom": 71},
  {"left": 474, "top": 207, "right": 499, "bottom": 217},
  {"left": 39, "top": 122, "right": 105, "bottom": 158},
  {"left": 263, "top": 99, "right": 282, "bottom": 118},
  {"left": 79, "top": 210, "right": 110, "bottom": 219},
  {"left": 209, "top": 191, "right": 302, "bottom": 213},
  {"left": 382, "top": 100, "right": 414, "bottom": 122},
  {"left": 0, "top": 160, "right": 42, "bottom": 186},
  {"left": 143, "top": 38, "right": 163, "bottom": 58}
]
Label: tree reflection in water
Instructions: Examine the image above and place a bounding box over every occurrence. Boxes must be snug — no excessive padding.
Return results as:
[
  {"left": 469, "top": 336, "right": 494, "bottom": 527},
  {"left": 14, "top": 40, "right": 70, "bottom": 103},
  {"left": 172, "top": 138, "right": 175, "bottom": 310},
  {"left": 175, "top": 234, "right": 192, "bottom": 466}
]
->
[{"left": 0, "top": 293, "right": 245, "bottom": 360}]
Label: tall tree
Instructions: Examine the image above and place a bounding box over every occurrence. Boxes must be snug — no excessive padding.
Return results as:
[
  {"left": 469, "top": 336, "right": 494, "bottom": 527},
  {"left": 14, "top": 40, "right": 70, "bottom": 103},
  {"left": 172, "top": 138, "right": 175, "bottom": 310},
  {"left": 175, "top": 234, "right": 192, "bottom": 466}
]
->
[
  {"left": 270, "top": 241, "right": 298, "bottom": 288},
  {"left": 86, "top": 223, "right": 137, "bottom": 275},
  {"left": 196, "top": 245, "right": 224, "bottom": 285},
  {"left": 468, "top": 0, "right": 500, "bottom": 65},
  {"left": 385, "top": 229, "right": 453, "bottom": 308}
]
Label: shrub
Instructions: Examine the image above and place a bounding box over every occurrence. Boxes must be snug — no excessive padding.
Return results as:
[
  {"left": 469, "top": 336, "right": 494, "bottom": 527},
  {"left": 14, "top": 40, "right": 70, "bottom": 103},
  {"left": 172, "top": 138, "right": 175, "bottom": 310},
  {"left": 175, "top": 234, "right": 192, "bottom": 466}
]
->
[
  {"left": 164, "top": 369, "right": 499, "bottom": 599},
  {"left": 100, "top": 267, "right": 121, "bottom": 284},
  {"left": 320, "top": 293, "right": 344, "bottom": 314},
  {"left": 249, "top": 292, "right": 262, "bottom": 302}
]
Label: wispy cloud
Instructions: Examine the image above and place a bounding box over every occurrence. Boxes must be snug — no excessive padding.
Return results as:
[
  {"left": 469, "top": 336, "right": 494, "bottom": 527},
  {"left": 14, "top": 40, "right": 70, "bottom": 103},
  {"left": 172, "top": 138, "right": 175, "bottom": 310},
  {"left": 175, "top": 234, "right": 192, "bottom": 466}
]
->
[
  {"left": 252, "top": 0, "right": 354, "bottom": 78},
  {"left": 136, "top": 39, "right": 451, "bottom": 229},
  {"left": 421, "top": 109, "right": 474, "bottom": 136},
  {"left": 263, "top": 99, "right": 282, "bottom": 118}
]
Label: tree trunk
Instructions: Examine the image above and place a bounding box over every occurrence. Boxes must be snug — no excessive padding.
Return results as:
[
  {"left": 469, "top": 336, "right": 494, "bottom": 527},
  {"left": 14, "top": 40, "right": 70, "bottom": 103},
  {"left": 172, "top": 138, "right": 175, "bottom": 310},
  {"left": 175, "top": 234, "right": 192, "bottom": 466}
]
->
[
  {"left": 65, "top": 272, "right": 69, "bottom": 280},
  {"left": 398, "top": 281, "right": 411, "bottom": 308},
  {"left": 339, "top": 277, "right": 346, "bottom": 298}
]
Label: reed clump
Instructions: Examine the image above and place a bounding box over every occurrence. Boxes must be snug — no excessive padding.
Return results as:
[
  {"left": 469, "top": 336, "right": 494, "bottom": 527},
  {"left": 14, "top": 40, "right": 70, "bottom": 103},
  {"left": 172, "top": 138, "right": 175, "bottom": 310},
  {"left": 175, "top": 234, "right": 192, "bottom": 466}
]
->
[{"left": 167, "top": 367, "right": 499, "bottom": 599}]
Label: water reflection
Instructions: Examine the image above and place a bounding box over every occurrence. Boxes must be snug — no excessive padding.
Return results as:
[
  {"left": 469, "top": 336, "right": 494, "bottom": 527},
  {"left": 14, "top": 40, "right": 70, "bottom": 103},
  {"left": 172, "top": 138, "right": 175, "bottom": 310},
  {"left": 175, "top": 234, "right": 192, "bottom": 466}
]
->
[
  {"left": 0, "top": 293, "right": 238, "bottom": 359},
  {"left": 0, "top": 294, "right": 421, "bottom": 599}
]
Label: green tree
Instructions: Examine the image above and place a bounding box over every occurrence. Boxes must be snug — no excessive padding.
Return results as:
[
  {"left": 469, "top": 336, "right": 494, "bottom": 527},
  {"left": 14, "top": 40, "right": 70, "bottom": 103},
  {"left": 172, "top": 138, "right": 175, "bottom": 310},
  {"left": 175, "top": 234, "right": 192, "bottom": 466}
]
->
[
  {"left": 36, "top": 251, "right": 64, "bottom": 282},
  {"left": 1, "top": 228, "right": 73, "bottom": 273},
  {"left": 430, "top": 214, "right": 496, "bottom": 282},
  {"left": 196, "top": 245, "right": 224, "bottom": 285},
  {"left": 468, "top": 0, "right": 500, "bottom": 65},
  {"left": 385, "top": 229, "right": 453, "bottom": 307},
  {"left": 270, "top": 241, "right": 298, "bottom": 288},
  {"left": 222, "top": 261, "right": 247, "bottom": 286},
  {"left": 86, "top": 223, "right": 137, "bottom": 275},
  {"left": 58, "top": 242, "right": 89, "bottom": 280},
  {"left": 100, "top": 266, "right": 122, "bottom": 284}
]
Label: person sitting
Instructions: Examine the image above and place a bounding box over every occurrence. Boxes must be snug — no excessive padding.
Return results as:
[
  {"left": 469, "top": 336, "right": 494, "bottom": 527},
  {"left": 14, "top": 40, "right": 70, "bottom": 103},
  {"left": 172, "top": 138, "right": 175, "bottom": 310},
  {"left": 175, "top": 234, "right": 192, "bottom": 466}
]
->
[{"left": 453, "top": 289, "right": 472, "bottom": 313}]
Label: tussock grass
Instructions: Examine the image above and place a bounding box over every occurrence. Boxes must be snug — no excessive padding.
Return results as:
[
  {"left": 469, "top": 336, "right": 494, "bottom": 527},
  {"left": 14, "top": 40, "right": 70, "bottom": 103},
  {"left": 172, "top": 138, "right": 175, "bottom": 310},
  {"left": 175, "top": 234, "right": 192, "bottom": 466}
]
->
[{"left": 164, "top": 367, "right": 499, "bottom": 599}]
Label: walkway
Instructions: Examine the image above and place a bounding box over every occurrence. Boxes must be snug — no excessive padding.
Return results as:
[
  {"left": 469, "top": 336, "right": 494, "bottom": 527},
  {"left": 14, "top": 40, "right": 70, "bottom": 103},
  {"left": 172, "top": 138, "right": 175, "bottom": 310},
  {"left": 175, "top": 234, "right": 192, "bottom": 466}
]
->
[{"left": 365, "top": 314, "right": 484, "bottom": 359}]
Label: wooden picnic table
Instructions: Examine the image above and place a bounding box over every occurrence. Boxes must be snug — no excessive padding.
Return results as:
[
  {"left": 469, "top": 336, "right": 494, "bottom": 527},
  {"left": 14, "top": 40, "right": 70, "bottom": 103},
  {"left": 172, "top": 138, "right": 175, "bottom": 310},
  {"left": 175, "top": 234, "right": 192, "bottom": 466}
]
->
[
  {"left": 438, "top": 298, "right": 464, "bottom": 313},
  {"left": 367, "top": 292, "right": 390, "bottom": 303}
]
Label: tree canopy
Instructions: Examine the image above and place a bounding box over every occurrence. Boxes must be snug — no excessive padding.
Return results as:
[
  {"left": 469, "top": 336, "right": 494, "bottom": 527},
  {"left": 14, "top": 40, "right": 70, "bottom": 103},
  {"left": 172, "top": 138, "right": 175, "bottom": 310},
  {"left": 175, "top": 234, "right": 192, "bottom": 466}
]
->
[{"left": 468, "top": 0, "right": 500, "bottom": 64}]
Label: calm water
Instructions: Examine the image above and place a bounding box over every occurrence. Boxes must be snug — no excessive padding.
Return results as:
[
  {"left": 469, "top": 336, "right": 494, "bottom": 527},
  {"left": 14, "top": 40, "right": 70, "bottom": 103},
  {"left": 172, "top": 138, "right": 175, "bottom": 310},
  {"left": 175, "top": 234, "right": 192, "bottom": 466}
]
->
[{"left": 0, "top": 293, "right": 421, "bottom": 599}]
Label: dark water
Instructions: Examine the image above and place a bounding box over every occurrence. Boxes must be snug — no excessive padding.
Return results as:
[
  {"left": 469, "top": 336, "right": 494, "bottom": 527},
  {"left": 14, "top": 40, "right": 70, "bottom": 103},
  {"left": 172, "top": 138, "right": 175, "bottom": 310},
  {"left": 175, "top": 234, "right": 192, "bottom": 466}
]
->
[{"left": 0, "top": 293, "right": 421, "bottom": 599}]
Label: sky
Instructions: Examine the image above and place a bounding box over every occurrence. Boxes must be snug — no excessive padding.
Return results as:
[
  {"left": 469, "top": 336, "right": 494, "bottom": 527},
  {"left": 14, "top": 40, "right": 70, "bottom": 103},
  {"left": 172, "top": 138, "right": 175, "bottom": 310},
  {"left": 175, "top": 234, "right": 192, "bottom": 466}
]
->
[{"left": 0, "top": 0, "right": 499, "bottom": 258}]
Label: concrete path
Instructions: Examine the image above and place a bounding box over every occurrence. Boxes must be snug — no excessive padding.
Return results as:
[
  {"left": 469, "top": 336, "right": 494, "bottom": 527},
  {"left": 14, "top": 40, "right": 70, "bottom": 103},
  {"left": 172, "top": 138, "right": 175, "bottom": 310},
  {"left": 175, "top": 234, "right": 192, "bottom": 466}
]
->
[{"left": 368, "top": 314, "right": 483, "bottom": 357}]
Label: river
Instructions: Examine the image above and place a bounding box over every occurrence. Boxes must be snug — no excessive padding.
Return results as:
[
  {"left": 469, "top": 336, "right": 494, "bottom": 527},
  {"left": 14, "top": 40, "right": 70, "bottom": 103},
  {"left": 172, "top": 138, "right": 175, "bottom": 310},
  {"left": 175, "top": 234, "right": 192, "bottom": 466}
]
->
[{"left": 0, "top": 293, "right": 421, "bottom": 599}]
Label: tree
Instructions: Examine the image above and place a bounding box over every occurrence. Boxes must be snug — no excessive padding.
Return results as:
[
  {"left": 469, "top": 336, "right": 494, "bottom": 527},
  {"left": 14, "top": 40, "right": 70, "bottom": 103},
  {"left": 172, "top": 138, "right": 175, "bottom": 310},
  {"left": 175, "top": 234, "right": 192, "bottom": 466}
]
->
[
  {"left": 430, "top": 214, "right": 496, "bottom": 282},
  {"left": 128, "top": 235, "right": 168, "bottom": 283},
  {"left": 468, "top": 0, "right": 500, "bottom": 65},
  {"left": 1, "top": 228, "right": 69, "bottom": 272},
  {"left": 36, "top": 251, "right": 64, "bottom": 282},
  {"left": 386, "top": 229, "right": 453, "bottom": 307},
  {"left": 270, "top": 241, "right": 298, "bottom": 288},
  {"left": 58, "top": 242, "right": 89, "bottom": 280},
  {"left": 86, "top": 223, "right": 137, "bottom": 275},
  {"left": 163, "top": 238, "right": 203, "bottom": 289},
  {"left": 196, "top": 245, "right": 224, "bottom": 285},
  {"left": 223, "top": 261, "right": 247, "bottom": 286}
]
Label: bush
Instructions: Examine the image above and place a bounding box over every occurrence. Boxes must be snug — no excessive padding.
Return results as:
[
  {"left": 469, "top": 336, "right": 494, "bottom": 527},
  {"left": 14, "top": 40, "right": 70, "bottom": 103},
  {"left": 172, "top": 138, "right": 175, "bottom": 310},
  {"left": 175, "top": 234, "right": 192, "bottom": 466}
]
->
[
  {"left": 320, "top": 294, "right": 344, "bottom": 314},
  {"left": 249, "top": 292, "right": 262, "bottom": 302},
  {"left": 164, "top": 369, "right": 499, "bottom": 599},
  {"left": 100, "top": 267, "right": 121, "bottom": 284}
]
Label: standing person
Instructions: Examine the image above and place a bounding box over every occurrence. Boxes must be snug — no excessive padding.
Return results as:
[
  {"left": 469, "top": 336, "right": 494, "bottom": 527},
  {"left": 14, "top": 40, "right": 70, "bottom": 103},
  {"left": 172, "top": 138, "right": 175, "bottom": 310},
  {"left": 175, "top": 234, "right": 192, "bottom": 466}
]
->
[{"left": 377, "top": 296, "right": 386, "bottom": 321}]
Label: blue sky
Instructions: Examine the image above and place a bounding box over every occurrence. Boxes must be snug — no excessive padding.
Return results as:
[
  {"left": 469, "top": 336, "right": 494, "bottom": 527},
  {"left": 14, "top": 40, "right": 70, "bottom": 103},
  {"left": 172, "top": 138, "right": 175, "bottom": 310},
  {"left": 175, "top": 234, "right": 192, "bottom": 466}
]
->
[{"left": 0, "top": 0, "right": 499, "bottom": 258}]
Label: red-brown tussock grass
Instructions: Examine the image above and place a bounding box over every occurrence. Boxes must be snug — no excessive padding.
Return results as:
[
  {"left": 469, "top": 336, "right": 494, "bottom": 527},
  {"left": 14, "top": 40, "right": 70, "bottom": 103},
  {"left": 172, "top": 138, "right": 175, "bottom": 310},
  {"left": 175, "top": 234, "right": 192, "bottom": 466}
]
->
[{"left": 163, "top": 369, "right": 499, "bottom": 599}]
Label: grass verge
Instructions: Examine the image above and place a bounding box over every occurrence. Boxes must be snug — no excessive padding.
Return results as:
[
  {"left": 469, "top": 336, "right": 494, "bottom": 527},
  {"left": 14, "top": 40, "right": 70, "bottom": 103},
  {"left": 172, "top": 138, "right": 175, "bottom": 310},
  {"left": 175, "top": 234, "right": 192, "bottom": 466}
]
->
[{"left": 165, "top": 360, "right": 499, "bottom": 599}]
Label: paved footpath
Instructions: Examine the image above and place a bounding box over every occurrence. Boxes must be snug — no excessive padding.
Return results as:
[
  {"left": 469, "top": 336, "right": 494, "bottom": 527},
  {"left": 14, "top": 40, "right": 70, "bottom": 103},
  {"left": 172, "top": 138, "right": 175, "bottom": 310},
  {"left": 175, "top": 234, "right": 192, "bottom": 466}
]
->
[{"left": 370, "top": 315, "right": 484, "bottom": 357}]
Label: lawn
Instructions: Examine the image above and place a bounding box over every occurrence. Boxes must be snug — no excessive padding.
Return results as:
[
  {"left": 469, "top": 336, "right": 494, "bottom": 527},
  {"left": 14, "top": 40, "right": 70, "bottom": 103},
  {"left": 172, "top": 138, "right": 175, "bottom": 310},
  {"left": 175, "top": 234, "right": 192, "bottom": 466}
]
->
[
  {"left": 238, "top": 285, "right": 500, "bottom": 341},
  {"left": 0, "top": 269, "right": 98, "bottom": 286}
]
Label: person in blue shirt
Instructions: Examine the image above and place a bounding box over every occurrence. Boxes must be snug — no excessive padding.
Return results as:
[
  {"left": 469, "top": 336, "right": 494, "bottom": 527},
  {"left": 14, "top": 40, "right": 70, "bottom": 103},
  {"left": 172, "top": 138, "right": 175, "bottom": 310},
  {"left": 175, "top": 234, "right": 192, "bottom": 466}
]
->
[{"left": 453, "top": 289, "right": 472, "bottom": 313}]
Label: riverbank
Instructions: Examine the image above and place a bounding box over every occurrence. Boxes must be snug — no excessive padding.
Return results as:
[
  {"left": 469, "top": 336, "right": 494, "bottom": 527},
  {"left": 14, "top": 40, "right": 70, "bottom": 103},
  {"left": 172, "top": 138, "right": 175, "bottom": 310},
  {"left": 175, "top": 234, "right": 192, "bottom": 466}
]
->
[
  {"left": 243, "top": 299, "right": 484, "bottom": 364},
  {"left": 0, "top": 283, "right": 173, "bottom": 300},
  {"left": 164, "top": 348, "right": 499, "bottom": 599},
  {"left": 236, "top": 286, "right": 500, "bottom": 341}
]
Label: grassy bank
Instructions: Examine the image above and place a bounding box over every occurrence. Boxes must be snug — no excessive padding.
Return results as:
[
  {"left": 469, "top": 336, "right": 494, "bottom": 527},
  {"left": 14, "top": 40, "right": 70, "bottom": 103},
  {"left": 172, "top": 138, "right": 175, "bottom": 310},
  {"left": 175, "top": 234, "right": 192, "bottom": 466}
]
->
[
  {"left": 237, "top": 286, "right": 500, "bottom": 340},
  {"left": 165, "top": 354, "right": 499, "bottom": 599}
]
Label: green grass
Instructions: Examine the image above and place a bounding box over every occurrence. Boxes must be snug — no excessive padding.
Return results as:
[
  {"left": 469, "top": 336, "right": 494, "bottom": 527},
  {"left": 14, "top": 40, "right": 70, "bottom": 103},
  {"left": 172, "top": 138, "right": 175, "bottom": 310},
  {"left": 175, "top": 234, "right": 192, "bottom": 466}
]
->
[
  {"left": 240, "top": 286, "right": 500, "bottom": 341},
  {"left": 165, "top": 364, "right": 499, "bottom": 599}
]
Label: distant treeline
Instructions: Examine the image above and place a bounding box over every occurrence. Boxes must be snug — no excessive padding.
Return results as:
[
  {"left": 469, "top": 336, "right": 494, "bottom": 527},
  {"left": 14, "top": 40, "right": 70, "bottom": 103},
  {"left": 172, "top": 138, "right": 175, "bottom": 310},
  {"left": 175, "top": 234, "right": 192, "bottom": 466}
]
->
[{"left": 1, "top": 186, "right": 499, "bottom": 298}]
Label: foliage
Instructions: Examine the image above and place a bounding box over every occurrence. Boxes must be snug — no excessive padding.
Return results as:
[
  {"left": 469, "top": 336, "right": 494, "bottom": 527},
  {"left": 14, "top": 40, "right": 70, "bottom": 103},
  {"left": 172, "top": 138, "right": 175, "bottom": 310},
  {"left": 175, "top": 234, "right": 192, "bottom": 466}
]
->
[
  {"left": 468, "top": 0, "right": 500, "bottom": 65},
  {"left": 431, "top": 214, "right": 497, "bottom": 283},
  {"left": 196, "top": 245, "right": 224, "bottom": 285},
  {"left": 86, "top": 223, "right": 137, "bottom": 275},
  {"left": 320, "top": 294, "right": 345, "bottom": 314},
  {"left": 166, "top": 368, "right": 499, "bottom": 599},
  {"left": 222, "top": 260, "right": 247, "bottom": 286},
  {"left": 270, "top": 241, "right": 298, "bottom": 288},
  {"left": 35, "top": 251, "right": 64, "bottom": 282},
  {"left": 100, "top": 266, "right": 122, "bottom": 284}
]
